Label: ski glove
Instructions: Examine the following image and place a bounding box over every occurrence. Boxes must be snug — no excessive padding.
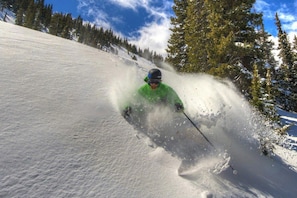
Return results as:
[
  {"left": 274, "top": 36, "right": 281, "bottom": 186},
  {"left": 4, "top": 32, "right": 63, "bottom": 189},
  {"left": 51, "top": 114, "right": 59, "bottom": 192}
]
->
[
  {"left": 123, "top": 106, "right": 132, "bottom": 118},
  {"left": 175, "top": 103, "right": 184, "bottom": 112}
]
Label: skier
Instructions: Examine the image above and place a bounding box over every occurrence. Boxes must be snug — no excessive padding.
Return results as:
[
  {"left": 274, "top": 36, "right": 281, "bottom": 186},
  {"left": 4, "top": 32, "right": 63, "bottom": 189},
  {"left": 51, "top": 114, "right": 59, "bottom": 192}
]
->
[{"left": 123, "top": 68, "right": 184, "bottom": 118}]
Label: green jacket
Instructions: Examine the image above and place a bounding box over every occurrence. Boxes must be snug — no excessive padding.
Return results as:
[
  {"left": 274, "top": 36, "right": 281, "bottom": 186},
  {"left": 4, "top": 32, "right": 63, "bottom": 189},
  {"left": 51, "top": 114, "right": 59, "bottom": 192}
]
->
[{"left": 137, "top": 82, "right": 183, "bottom": 109}]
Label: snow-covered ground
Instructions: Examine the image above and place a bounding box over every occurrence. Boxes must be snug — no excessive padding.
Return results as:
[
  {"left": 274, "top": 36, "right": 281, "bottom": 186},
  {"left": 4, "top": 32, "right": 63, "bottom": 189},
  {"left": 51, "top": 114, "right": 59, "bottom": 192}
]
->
[{"left": 1, "top": 21, "right": 297, "bottom": 197}]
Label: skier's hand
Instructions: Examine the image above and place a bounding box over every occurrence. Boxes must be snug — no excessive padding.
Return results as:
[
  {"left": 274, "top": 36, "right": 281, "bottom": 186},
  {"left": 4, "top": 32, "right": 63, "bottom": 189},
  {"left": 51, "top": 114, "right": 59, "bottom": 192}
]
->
[
  {"left": 175, "top": 103, "right": 184, "bottom": 112},
  {"left": 123, "top": 106, "right": 132, "bottom": 118}
]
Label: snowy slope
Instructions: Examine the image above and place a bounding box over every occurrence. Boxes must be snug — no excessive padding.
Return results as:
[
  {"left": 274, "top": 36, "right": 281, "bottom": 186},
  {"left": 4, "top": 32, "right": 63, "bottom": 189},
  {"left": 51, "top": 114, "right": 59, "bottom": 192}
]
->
[{"left": 1, "top": 21, "right": 297, "bottom": 198}]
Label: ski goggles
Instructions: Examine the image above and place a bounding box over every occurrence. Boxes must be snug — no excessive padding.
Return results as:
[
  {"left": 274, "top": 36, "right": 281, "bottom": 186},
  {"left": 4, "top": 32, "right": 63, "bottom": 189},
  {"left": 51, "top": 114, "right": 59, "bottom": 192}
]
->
[{"left": 149, "top": 79, "right": 161, "bottom": 85}]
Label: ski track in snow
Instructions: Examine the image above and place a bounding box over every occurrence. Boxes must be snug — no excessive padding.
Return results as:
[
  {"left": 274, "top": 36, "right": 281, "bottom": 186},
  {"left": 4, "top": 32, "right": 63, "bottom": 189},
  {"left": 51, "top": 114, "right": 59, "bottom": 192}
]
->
[{"left": 1, "top": 21, "right": 297, "bottom": 197}]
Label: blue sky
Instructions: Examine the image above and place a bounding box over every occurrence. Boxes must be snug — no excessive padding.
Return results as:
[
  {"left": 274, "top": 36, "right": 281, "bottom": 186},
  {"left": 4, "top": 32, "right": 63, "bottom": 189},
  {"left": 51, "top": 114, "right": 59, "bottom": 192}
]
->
[{"left": 44, "top": 0, "right": 297, "bottom": 56}]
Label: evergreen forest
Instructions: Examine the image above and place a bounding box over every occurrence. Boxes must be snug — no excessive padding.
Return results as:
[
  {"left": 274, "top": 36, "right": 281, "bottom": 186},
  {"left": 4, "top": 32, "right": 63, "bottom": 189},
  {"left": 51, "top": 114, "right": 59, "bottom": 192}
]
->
[{"left": 166, "top": 0, "right": 297, "bottom": 120}]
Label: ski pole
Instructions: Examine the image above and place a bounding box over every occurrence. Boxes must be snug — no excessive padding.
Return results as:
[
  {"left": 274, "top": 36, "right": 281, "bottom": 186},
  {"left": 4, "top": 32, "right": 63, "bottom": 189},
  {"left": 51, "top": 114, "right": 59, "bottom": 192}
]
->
[
  {"left": 183, "top": 111, "right": 215, "bottom": 148},
  {"left": 183, "top": 111, "right": 237, "bottom": 173}
]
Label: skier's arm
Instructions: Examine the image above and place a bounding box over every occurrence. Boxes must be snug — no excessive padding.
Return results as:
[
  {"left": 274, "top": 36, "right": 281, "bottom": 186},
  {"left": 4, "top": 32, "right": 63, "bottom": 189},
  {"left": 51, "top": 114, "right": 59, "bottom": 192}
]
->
[{"left": 168, "top": 87, "right": 184, "bottom": 112}]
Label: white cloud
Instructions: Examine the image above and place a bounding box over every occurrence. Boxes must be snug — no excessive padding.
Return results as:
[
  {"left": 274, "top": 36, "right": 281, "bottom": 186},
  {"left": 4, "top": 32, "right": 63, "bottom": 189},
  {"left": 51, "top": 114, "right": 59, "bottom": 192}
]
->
[
  {"left": 77, "top": 0, "right": 116, "bottom": 30},
  {"left": 278, "top": 12, "right": 295, "bottom": 23},
  {"left": 254, "top": 0, "right": 274, "bottom": 19},
  {"left": 291, "top": 21, "right": 297, "bottom": 30},
  {"left": 109, "top": 0, "right": 150, "bottom": 11},
  {"left": 129, "top": 17, "right": 171, "bottom": 56},
  {"left": 121, "top": 0, "right": 173, "bottom": 56},
  {"left": 108, "top": 0, "right": 172, "bottom": 14}
]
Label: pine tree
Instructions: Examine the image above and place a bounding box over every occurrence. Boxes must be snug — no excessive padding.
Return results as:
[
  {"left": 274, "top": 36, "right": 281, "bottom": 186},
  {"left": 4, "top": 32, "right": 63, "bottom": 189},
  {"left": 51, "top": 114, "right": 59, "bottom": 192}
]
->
[
  {"left": 43, "top": 4, "right": 52, "bottom": 28},
  {"left": 291, "top": 35, "right": 297, "bottom": 98},
  {"left": 252, "top": 22, "right": 279, "bottom": 118},
  {"left": 293, "top": 35, "right": 297, "bottom": 54},
  {"left": 291, "top": 36, "right": 297, "bottom": 111},
  {"left": 204, "top": 0, "right": 262, "bottom": 73},
  {"left": 275, "top": 13, "right": 295, "bottom": 111},
  {"left": 60, "top": 13, "right": 72, "bottom": 39},
  {"left": 49, "top": 13, "right": 61, "bottom": 36},
  {"left": 0, "top": 0, "right": 6, "bottom": 12},
  {"left": 24, "top": 0, "right": 35, "bottom": 28},
  {"left": 275, "top": 13, "right": 293, "bottom": 81},
  {"left": 251, "top": 64, "right": 263, "bottom": 111},
  {"left": 263, "top": 68, "right": 279, "bottom": 120},
  {"left": 265, "top": 68, "right": 272, "bottom": 101},
  {"left": 33, "top": 0, "right": 44, "bottom": 30},
  {"left": 166, "top": 0, "right": 188, "bottom": 71},
  {"left": 184, "top": 0, "right": 208, "bottom": 72},
  {"left": 256, "top": 23, "right": 278, "bottom": 78},
  {"left": 73, "top": 15, "right": 83, "bottom": 38},
  {"left": 204, "top": 0, "right": 235, "bottom": 70},
  {"left": 89, "top": 24, "right": 99, "bottom": 47},
  {"left": 15, "top": 7, "right": 24, "bottom": 25},
  {"left": 78, "top": 24, "right": 86, "bottom": 43}
]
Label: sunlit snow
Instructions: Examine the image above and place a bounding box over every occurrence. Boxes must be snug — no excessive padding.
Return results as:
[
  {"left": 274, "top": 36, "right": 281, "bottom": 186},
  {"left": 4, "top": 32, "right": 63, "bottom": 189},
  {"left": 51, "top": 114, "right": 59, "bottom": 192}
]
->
[{"left": 1, "top": 21, "right": 297, "bottom": 197}]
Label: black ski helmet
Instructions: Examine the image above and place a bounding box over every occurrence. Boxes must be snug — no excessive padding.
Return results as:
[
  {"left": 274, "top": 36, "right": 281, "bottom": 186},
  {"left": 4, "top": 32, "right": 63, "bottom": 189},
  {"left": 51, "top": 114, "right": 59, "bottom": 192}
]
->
[{"left": 147, "top": 68, "right": 162, "bottom": 83}]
